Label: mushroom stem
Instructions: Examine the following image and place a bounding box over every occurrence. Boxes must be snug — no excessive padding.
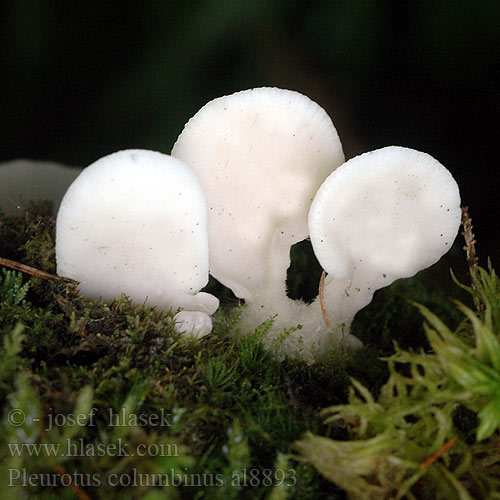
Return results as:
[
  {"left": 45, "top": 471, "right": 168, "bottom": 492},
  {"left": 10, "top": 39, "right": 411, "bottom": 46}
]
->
[{"left": 238, "top": 278, "right": 363, "bottom": 363}]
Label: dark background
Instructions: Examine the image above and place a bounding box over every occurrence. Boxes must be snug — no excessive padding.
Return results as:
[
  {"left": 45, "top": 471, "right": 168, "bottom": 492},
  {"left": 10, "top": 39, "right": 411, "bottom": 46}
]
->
[{"left": 1, "top": 1, "right": 499, "bottom": 260}]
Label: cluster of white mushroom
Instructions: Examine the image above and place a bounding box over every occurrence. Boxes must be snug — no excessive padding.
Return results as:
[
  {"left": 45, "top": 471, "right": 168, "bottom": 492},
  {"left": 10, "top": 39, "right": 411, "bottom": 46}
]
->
[{"left": 3, "top": 88, "right": 462, "bottom": 362}]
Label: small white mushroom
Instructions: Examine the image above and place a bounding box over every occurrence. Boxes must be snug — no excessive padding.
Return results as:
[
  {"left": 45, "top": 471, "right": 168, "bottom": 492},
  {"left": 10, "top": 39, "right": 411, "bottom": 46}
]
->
[
  {"left": 232, "top": 147, "right": 460, "bottom": 361},
  {"left": 174, "top": 310, "right": 214, "bottom": 338},
  {"left": 172, "top": 87, "right": 344, "bottom": 301},
  {"left": 303, "top": 146, "right": 462, "bottom": 357},
  {"left": 0, "top": 159, "right": 81, "bottom": 215},
  {"left": 56, "top": 149, "right": 218, "bottom": 337}
]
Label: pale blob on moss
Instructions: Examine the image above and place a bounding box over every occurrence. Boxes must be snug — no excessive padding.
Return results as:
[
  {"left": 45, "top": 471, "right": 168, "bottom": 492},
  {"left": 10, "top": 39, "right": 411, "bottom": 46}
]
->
[
  {"left": 0, "top": 159, "right": 81, "bottom": 215},
  {"left": 55, "top": 149, "right": 218, "bottom": 337},
  {"left": 305, "top": 146, "right": 461, "bottom": 359}
]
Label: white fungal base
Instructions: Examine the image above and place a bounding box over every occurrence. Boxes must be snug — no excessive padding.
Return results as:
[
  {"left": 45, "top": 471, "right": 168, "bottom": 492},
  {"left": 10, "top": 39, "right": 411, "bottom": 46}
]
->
[
  {"left": 173, "top": 311, "right": 213, "bottom": 338},
  {"left": 237, "top": 277, "right": 365, "bottom": 363}
]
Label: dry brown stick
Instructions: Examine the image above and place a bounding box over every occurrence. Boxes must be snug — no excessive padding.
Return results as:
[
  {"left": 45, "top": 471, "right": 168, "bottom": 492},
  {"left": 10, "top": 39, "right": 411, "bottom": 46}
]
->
[
  {"left": 319, "top": 270, "right": 331, "bottom": 328},
  {"left": 0, "top": 257, "right": 79, "bottom": 286}
]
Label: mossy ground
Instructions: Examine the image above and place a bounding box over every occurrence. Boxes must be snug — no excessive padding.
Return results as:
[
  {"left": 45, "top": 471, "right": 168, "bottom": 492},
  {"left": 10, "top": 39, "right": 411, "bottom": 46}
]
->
[{"left": 0, "top": 203, "right": 491, "bottom": 499}]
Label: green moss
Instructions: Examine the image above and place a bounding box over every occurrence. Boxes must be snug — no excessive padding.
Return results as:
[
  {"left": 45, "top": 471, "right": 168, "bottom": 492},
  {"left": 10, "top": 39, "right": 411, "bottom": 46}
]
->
[
  {"left": 294, "top": 264, "right": 500, "bottom": 499},
  {"left": 0, "top": 202, "right": 494, "bottom": 499}
]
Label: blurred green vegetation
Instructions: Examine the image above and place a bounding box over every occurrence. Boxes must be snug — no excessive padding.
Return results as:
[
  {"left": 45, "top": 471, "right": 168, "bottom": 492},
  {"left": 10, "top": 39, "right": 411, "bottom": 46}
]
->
[{"left": 295, "top": 264, "right": 500, "bottom": 499}]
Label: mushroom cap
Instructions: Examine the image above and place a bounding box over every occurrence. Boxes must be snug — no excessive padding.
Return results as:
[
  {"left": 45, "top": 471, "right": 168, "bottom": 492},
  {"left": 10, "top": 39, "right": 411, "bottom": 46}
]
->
[
  {"left": 56, "top": 149, "right": 218, "bottom": 314},
  {"left": 172, "top": 87, "right": 344, "bottom": 299},
  {"left": 309, "top": 146, "right": 461, "bottom": 290}
]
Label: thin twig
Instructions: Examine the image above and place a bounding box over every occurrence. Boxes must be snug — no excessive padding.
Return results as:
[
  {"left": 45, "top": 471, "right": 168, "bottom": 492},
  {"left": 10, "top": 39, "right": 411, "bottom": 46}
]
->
[
  {"left": 319, "top": 270, "right": 331, "bottom": 328},
  {"left": 419, "top": 436, "right": 457, "bottom": 470},
  {"left": 0, "top": 257, "right": 79, "bottom": 287}
]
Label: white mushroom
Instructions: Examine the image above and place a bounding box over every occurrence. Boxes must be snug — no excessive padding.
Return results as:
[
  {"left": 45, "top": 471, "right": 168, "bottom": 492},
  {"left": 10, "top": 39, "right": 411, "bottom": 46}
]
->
[
  {"left": 0, "top": 159, "right": 81, "bottom": 215},
  {"left": 174, "top": 88, "right": 461, "bottom": 361},
  {"left": 56, "top": 149, "right": 218, "bottom": 337},
  {"left": 237, "top": 147, "right": 460, "bottom": 361},
  {"left": 172, "top": 87, "right": 344, "bottom": 300},
  {"left": 303, "top": 146, "right": 461, "bottom": 355}
]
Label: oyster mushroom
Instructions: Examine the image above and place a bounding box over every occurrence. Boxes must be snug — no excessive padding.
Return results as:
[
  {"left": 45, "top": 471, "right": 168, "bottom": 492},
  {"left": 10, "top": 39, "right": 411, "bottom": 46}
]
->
[
  {"left": 172, "top": 87, "right": 353, "bottom": 358},
  {"left": 172, "top": 87, "right": 344, "bottom": 299},
  {"left": 304, "top": 146, "right": 462, "bottom": 358},
  {"left": 173, "top": 88, "right": 461, "bottom": 361},
  {"left": 56, "top": 149, "right": 218, "bottom": 337},
  {"left": 235, "top": 147, "right": 460, "bottom": 361},
  {"left": 309, "top": 146, "right": 461, "bottom": 289}
]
